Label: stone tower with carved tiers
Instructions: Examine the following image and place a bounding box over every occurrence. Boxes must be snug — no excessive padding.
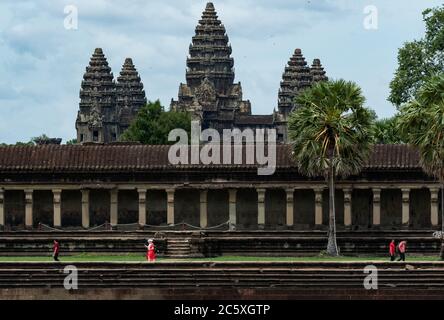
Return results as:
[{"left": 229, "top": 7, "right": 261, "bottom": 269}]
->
[
  {"left": 76, "top": 49, "right": 146, "bottom": 143},
  {"left": 170, "top": 2, "right": 254, "bottom": 132},
  {"left": 275, "top": 49, "right": 328, "bottom": 142},
  {"left": 116, "top": 58, "right": 147, "bottom": 133}
]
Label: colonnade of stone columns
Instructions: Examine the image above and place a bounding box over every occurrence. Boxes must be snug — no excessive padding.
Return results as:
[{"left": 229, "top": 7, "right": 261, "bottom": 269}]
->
[{"left": 0, "top": 186, "right": 441, "bottom": 229}]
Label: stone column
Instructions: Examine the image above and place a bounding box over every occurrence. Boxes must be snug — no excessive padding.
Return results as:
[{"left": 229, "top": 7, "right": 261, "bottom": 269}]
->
[
  {"left": 257, "top": 188, "right": 266, "bottom": 228},
  {"left": 53, "top": 189, "right": 62, "bottom": 228},
  {"left": 343, "top": 189, "right": 352, "bottom": 227},
  {"left": 401, "top": 188, "right": 410, "bottom": 225},
  {"left": 286, "top": 188, "right": 294, "bottom": 227},
  {"left": 25, "top": 189, "right": 33, "bottom": 228},
  {"left": 228, "top": 189, "right": 237, "bottom": 230},
  {"left": 81, "top": 190, "right": 90, "bottom": 229},
  {"left": 430, "top": 188, "right": 439, "bottom": 227},
  {"left": 0, "top": 189, "right": 4, "bottom": 227},
  {"left": 138, "top": 189, "right": 147, "bottom": 226},
  {"left": 166, "top": 189, "right": 175, "bottom": 225},
  {"left": 314, "top": 188, "right": 323, "bottom": 226},
  {"left": 110, "top": 189, "right": 118, "bottom": 227},
  {"left": 200, "top": 190, "right": 208, "bottom": 228},
  {"left": 372, "top": 188, "right": 381, "bottom": 226}
]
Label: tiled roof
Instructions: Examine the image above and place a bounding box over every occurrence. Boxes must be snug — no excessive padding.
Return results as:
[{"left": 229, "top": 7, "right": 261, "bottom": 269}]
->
[
  {"left": 0, "top": 144, "right": 421, "bottom": 172},
  {"left": 234, "top": 115, "right": 274, "bottom": 125}
]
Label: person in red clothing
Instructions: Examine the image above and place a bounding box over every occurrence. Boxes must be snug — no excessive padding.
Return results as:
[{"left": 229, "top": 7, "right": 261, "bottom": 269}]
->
[
  {"left": 53, "top": 240, "right": 60, "bottom": 262},
  {"left": 397, "top": 240, "right": 407, "bottom": 261},
  {"left": 145, "top": 239, "right": 156, "bottom": 262},
  {"left": 389, "top": 240, "right": 396, "bottom": 261}
]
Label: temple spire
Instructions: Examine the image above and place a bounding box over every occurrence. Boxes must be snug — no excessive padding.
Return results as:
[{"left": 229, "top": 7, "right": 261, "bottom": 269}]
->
[
  {"left": 277, "top": 48, "right": 313, "bottom": 118},
  {"left": 116, "top": 58, "right": 147, "bottom": 132},
  {"left": 311, "top": 58, "right": 328, "bottom": 82},
  {"left": 76, "top": 48, "right": 117, "bottom": 144},
  {"left": 185, "top": 2, "right": 235, "bottom": 93},
  {"left": 171, "top": 2, "right": 251, "bottom": 131}
]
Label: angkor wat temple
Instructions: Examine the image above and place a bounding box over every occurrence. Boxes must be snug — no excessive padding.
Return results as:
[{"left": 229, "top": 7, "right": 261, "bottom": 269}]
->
[
  {"left": 0, "top": 2, "right": 441, "bottom": 240},
  {"left": 76, "top": 2, "right": 327, "bottom": 143}
]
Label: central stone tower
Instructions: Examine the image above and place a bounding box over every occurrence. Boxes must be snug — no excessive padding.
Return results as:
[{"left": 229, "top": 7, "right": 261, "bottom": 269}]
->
[{"left": 170, "top": 2, "right": 252, "bottom": 131}]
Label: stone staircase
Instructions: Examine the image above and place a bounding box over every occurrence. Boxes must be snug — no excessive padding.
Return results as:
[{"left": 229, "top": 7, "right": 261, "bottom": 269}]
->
[
  {"left": 3, "top": 261, "right": 444, "bottom": 299},
  {"left": 166, "top": 238, "right": 191, "bottom": 258}
]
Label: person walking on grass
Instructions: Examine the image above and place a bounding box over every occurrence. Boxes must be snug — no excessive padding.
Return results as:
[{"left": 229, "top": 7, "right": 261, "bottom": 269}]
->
[
  {"left": 145, "top": 239, "right": 156, "bottom": 262},
  {"left": 52, "top": 240, "right": 60, "bottom": 262},
  {"left": 389, "top": 240, "right": 396, "bottom": 261},
  {"left": 397, "top": 240, "right": 407, "bottom": 261}
]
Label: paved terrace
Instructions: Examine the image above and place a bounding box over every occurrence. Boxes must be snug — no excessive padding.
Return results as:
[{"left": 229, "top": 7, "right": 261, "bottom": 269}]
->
[{"left": 0, "top": 230, "right": 440, "bottom": 257}]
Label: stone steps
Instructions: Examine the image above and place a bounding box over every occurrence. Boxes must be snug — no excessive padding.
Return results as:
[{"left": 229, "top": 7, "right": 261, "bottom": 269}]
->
[
  {"left": 2, "top": 262, "right": 444, "bottom": 291},
  {"left": 166, "top": 239, "right": 191, "bottom": 258}
]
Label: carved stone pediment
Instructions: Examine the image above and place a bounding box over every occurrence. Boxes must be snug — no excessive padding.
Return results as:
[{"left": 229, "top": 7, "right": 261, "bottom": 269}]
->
[
  {"left": 194, "top": 77, "right": 216, "bottom": 107},
  {"left": 190, "top": 98, "right": 203, "bottom": 121},
  {"left": 88, "top": 103, "right": 104, "bottom": 128}
]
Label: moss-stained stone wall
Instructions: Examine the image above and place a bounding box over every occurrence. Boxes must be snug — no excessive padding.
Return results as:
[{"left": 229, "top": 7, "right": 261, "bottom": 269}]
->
[
  {"left": 352, "top": 189, "right": 372, "bottom": 228},
  {"left": 294, "top": 189, "right": 314, "bottom": 228},
  {"left": 33, "top": 190, "right": 53, "bottom": 227},
  {"left": 208, "top": 190, "right": 229, "bottom": 227},
  {"left": 89, "top": 190, "right": 110, "bottom": 226},
  {"left": 322, "top": 189, "right": 344, "bottom": 227},
  {"left": 118, "top": 190, "right": 138, "bottom": 224},
  {"left": 265, "top": 189, "right": 286, "bottom": 227},
  {"left": 236, "top": 189, "right": 258, "bottom": 229},
  {"left": 4, "top": 190, "right": 25, "bottom": 229},
  {"left": 175, "top": 189, "right": 200, "bottom": 227},
  {"left": 381, "top": 189, "right": 402, "bottom": 228},
  {"left": 147, "top": 190, "right": 167, "bottom": 225},
  {"left": 61, "top": 190, "right": 81, "bottom": 227}
]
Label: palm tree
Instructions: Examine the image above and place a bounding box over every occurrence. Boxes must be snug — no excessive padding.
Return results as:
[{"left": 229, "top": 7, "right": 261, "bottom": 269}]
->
[
  {"left": 374, "top": 116, "right": 406, "bottom": 144},
  {"left": 397, "top": 74, "right": 444, "bottom": 258},
  {"left": 288, "top": 80, "right": 375, "bottom": 256}
]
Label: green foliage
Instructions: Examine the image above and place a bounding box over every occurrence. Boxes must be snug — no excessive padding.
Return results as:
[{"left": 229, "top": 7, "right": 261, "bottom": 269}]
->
[
  {"left": 389, "top": 5, "right": 444, "bottom": 107},
  {"left": 65, "top": 139, "right": 78, "bottom": 145},
  {"left": 288, "top": 80, "right": 375, "bottom": 178},
  {"left": 1, "top": 134, "right": 63, "bottom": 146},
  {"left": 288, "top": 80, "right": 375, "bottom": 256},
  {"left": 373, "top": 116, "right": 406, "bottom": 144},
  {"left": 14, "top": 141, "right": 34, "bottom": 146},
  {"left": 120, "top": 100, "right": 191, "bottom": 145},
  {"left": 0, "top": 139, "right": 34, "bottom": 146},
  {"left": 31, "top": 134, "right": 50, "bottom": 144},
  {"left": 397, "top": 74, "right": 444, "bottom": 182}
]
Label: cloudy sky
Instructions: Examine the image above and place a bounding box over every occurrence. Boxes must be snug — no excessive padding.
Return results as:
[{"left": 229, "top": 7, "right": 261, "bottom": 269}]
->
[{"left": 0, "top": 0, "right": 442, "bottom": 144}]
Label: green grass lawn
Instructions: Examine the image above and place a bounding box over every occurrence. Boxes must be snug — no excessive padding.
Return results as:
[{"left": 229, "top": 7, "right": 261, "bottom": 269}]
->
[{"left": 0, "top": 254, "right": 440, "bottom": 262}]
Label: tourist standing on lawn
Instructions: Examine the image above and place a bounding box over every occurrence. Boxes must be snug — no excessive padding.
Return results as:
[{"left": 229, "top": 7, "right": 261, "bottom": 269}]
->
[
  {"left": 145, "top": 239, "right": 156, "bottom": 262},
  {"left": 53, "top": 240, "right": 60, "bottom": 262},
  {"left": 389, "top": 240, "right": 396, "bottom": 261},
  {"left": 397, "top": 240, "right": 407, "bottom": 261}
]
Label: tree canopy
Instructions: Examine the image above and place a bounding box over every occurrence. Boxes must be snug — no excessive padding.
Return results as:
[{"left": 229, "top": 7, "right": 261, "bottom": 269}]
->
[
  {"left": 289, "top": 80, "right": 375, "bottom": 179},
  {"left": 120, "top": 100, "right": 191, "bottom": 145},
  {"left": 373, "top": 116, "right": 406, "bottom": 144},
  {"left": 397, "top": 74, "right": 444, "bottom": 182},
  {"left": 288, "top": 79, "right": 375, "bottom": 256},
  {"left": 389, "top": 5, "right": 444, "bottom": 107}
]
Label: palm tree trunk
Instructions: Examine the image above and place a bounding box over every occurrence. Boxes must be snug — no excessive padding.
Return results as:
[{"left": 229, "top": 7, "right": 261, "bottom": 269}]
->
[
  {"left": 326, "top": 163, "right": 339, "bottom": 256},
  {"left": 440, "top": 184, "right": 444, "bottom": 260}
]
